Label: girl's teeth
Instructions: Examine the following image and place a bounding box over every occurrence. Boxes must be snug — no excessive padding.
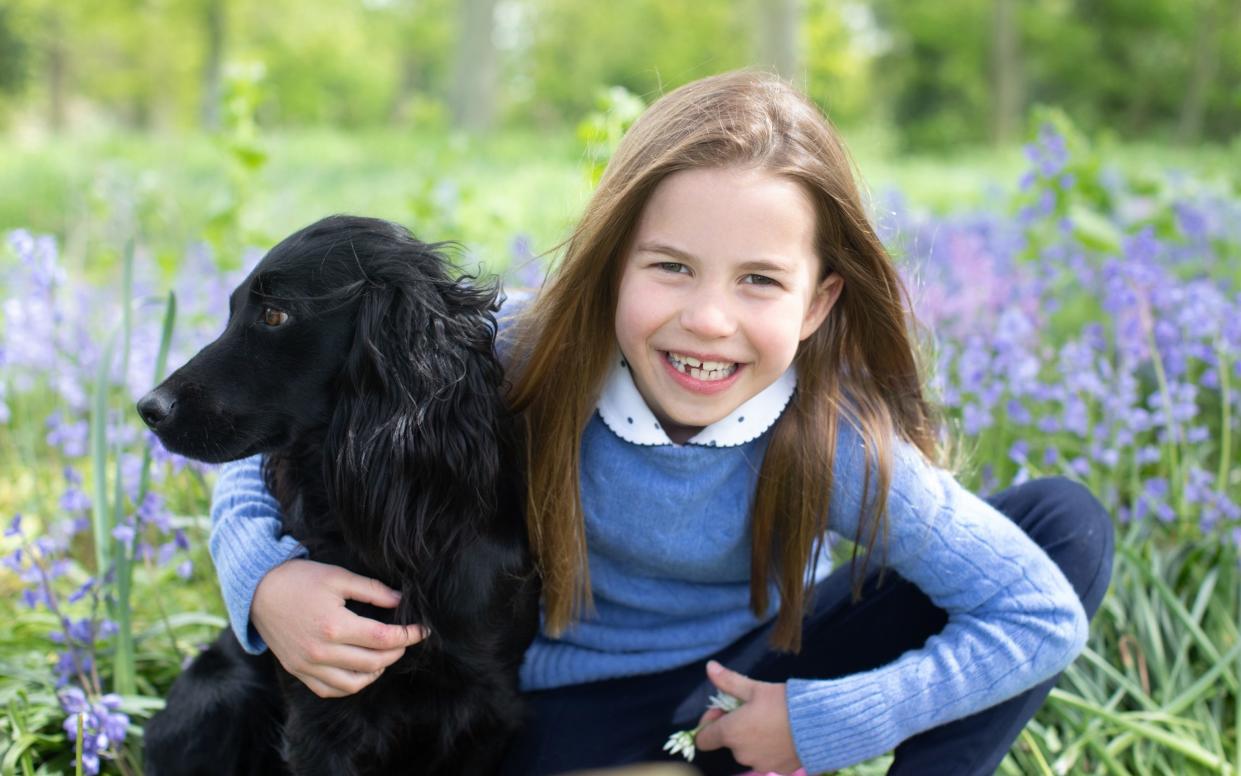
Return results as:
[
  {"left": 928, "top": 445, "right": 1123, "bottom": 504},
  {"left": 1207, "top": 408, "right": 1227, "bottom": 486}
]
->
[{"left": 666, "top": 352, "right": 737, "bottom": 381}]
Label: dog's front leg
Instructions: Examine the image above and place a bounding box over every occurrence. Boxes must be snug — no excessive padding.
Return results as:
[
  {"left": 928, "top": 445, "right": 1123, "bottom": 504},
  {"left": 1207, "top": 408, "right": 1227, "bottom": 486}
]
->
[
  {"left": 279, "top": 681, "right": 379, "bottom": 776},
  {"left": 144, "top": 628, "right": 288, "bottom": 776}
]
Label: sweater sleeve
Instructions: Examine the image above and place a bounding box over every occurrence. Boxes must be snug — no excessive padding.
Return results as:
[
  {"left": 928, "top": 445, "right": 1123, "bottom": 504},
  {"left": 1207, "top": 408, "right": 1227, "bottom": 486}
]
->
[
  {"left": 784, "top": 421, "right": 1089, "bottom": 773},
  {"left": 208, "top": 455, "right": 308, "bottom": 654}
]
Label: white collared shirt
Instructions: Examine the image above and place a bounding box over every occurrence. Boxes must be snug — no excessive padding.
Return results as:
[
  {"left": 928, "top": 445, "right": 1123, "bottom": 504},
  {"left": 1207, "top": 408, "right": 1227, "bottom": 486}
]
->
[{"left": 595, "top": 353, "right": 797, "bottom": 447}]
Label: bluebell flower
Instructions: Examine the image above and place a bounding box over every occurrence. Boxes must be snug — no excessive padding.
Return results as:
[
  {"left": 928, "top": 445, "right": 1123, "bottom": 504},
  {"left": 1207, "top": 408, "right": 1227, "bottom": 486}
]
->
[
  {"left": 60, "top": 484, "right": 91, "bottom": 514},
  {"left": 59, "top": 687, "right": 128, "bottom": 776},
  {"left": 157, "top": 541, "right": 177, "bottom": 567},
  {"left": 962, "top": 402, "right": 990, "bottom": 435},
  {"left": 1006, "top": 398, "right": 1031, "bottom": 425},
  {"left": 1175, "top": 202, "right": 1209, "bottom": 242},
  {"left": 66, "top": 617, "right": 96, "bottom": 643},
  {"left": 136, "top": 491, "right": 173, "bottom": 533},
  {"left": 67, "top": 577, "right": 95, "bottom": 604}
]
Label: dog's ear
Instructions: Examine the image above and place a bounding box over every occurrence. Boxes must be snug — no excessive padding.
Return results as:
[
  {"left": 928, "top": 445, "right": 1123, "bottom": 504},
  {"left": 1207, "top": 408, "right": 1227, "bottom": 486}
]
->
[{"left": 324, "top": 265, "right": 506, "bottom": 618}]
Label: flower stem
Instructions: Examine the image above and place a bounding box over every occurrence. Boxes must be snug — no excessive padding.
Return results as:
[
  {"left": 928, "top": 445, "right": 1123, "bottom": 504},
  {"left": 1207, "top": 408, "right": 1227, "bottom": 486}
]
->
[
  {"left": 145, "top": 551, "right": 185, "bottom": 662},
  {"left": 1144, "top": 321, "right": 1184, "bottom": 515},
  {"left": 1217, "top": 347, "right": 1232, "bottom": 495},
  {"left": 23, "top": 536, "right": 96, "bottom": 693},
  {"left": 75, "top": 712, "right": 83, "bottom": 776}
]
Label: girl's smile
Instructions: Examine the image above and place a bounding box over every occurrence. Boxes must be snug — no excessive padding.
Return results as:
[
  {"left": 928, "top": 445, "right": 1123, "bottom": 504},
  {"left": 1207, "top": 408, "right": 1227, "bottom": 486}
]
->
[
  {"left": 661, "top": 349, "right": 743, "bottom": 394},
  {"left": 615, "top": 165, "right": 844, "bottom": 443}
]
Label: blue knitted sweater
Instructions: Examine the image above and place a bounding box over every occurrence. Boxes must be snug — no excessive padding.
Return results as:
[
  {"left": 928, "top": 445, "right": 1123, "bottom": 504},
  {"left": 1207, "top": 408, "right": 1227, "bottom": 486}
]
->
[{"left": 208, "top": 354, "right": 1087, "bottom": 772}]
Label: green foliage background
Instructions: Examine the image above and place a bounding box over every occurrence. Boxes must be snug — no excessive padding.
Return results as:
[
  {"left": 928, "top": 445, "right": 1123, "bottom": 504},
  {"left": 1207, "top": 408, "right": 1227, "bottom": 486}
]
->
[{"left": 0, "top": 0, "right": 1238, "bottom": 143}]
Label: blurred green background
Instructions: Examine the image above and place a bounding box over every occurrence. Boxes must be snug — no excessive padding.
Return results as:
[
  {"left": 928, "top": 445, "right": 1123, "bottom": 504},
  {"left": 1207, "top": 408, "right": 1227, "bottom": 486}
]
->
[
  {"left": 0, "top": 0, "right": 1238, "bottom": 272},
  {"left": 3, "top": 0, "right": 1239, "bottom": 142}
]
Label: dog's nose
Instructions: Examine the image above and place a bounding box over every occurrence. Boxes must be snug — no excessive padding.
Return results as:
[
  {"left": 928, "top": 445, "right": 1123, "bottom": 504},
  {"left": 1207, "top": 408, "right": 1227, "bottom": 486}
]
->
[{"left": 137, "top": 390, "right": 176, "bottom": 429}]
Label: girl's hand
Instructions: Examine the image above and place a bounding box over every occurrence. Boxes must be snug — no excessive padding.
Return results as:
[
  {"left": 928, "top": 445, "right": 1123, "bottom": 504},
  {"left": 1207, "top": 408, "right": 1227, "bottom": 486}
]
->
[
  {"left": 251, "top": 559, "right": 428, "bottom": 698},
  {"left": 693, "top": 661, "right": 802, "bottom": 775}
]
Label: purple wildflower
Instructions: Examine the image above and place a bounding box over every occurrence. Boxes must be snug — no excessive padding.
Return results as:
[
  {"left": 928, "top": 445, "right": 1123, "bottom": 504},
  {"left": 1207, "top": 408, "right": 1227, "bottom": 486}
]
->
[{"left": 59, "top": 688, "right": 128, "bottom": 776}]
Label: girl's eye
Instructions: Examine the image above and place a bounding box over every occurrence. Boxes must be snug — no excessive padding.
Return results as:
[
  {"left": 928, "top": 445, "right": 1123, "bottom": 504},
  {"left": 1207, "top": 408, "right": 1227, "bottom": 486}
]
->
[
  {"left": 743, "top": 273, "right": 780, "bottom": 287},
  {"left": 262, "top": 307, "right": 289, "bottom": 327},
  {"left": 656, "top": 262, "right": 688, "bottom": 274}
]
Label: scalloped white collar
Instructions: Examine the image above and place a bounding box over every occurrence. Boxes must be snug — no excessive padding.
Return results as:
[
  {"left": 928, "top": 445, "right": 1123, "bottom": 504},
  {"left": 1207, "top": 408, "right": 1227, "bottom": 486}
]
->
[{"left": 595, "top": 353, "right": 797, "bottom": 447}]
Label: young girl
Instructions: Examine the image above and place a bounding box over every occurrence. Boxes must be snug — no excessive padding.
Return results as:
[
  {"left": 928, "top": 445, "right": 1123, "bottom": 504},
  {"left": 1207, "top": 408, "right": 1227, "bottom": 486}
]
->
[{"left": 207, "top": 71, "right": 1113, "bottom": 775}]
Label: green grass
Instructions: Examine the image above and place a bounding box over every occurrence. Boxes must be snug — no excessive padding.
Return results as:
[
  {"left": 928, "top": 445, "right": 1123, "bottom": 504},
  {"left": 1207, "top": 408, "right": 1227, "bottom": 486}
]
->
[
  {"left": 0, "top": 128, "right": 590, "bottom": 280},
  {"left": 3, "top": 126, "right": 1236, "bottom": 282},
  {"left": 999, "top": 528, "right": 1240, "bottom": 775}
]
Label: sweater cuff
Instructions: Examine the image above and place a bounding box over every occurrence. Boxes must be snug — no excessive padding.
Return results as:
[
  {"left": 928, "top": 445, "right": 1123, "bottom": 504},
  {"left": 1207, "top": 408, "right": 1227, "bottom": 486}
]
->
[
  {"left": 786, "top": 674, "right": 898, "bottom": 773},
  {"left": 207, "top": 455, "right": 308, "bottom": 654},
  {"left": 210, "top": 528, "right": 308, "bottom": 654}
]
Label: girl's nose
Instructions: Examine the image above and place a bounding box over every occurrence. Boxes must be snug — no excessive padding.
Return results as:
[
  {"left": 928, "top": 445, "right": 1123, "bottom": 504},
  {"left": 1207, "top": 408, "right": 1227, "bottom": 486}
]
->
[{"left": 679, "top": 295, "right": 736, "bottom": 339}]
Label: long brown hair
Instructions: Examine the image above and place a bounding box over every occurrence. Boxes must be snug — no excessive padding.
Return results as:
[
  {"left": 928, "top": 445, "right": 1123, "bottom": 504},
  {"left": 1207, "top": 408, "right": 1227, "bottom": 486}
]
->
[{"left": 506, "top": 70, "right": 941, "bottom": 651}]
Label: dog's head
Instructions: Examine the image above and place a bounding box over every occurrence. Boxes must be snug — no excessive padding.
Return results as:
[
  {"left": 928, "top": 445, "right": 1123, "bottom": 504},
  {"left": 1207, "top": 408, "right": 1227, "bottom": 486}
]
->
[{"left": 137, "top": 214, "right": 504, "bottom": 468}]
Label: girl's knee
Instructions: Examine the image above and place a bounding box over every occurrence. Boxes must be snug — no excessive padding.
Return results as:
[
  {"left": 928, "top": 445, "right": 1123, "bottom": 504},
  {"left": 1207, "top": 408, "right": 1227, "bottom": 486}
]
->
[
  {"left": 1009, "top": 477, "right": 1111, "bottom": 546},
  {"left": 1048, "top": 477, "right": 1114, "bottom": 552},
  {"left": 1021, "top": 476, "right": 1114, "bottom": 613}
]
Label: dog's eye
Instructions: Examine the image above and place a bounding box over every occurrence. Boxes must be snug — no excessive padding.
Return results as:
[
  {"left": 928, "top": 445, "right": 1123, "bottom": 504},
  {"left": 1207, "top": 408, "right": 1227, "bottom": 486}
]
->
[{"left": 262, "top": 307, "right": 289, "bottom": 327}]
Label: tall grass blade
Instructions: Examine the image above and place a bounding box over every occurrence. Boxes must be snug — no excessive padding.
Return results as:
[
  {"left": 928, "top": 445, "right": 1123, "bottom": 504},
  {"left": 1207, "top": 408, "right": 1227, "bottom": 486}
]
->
[
  {"left": 135, "top": 291, "right": 177, "bottom": 504},
  {"left": 1119, "top": 544, "right": 1238, "bottom": 693},
  {"left": 122, "top": 289, "right": 180, "bottom": 669},
  {"left": 1050, "top": 688, "right": 1232, "bottom": 774},
  {"left": 88, "top": 333, "right": 118, "bottom": 577},
  {"left": 111, "top": 239, "right": 138, "bottom": 695}
]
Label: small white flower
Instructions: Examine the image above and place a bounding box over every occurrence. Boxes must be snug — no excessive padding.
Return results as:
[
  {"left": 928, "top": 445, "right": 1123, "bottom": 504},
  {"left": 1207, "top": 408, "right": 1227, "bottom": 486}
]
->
[
  {"left": 663, "top": 729, "right": 697, "bottom": 762},
  {"left": 663, "top": 691, "right": 745, "bottom": 762}
]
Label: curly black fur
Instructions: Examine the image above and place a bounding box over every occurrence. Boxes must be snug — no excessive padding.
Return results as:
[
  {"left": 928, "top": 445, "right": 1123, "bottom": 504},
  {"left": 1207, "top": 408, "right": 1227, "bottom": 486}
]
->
[{"left": 138, "top": 215, "right": 539, "bottom": 775}]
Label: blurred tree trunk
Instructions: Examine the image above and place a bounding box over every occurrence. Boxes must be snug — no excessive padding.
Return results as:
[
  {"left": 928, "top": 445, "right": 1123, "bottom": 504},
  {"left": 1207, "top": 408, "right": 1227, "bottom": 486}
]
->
[
  {"left": 991, "top": 0, "right": 1023, "bottom": 145},
  {"left": 450, "top": 0, "right": 497, "bottom": 132},
  {"left": 1176, "top": 0, "right": 1228, "bottom": 144},
  {"left": 756, "top": 0, "right": 800, "bottom": 82},
  {"left": 392, "top": 42, "right": 426, "bottom": 126},
  {"left": 46, "top": 6, "right": 66, "bottom": 131},
  {"left": 201, "top": 0, "right": 226, "bottom": 131},
  {"left": 0, "top": 6, "right": 28, "bottom": 98}
]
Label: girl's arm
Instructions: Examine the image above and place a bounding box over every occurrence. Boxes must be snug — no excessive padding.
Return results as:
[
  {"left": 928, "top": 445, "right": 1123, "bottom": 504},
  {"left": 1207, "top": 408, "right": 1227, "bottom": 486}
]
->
[
  {"left": 208, "top": 455, "right": 307, "bottom": 652},
  {"left": 209, "top": 457, "right": 425, "bottom": 697},
  {"left": 783, "top": 422, "right": 1089, "bottom": 773}
]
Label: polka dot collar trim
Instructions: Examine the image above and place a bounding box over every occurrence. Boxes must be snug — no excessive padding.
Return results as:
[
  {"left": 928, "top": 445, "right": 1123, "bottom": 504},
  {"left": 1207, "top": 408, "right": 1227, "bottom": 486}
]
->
[{"left": 596, "top": 354, "right": 797, "bottom": 447}]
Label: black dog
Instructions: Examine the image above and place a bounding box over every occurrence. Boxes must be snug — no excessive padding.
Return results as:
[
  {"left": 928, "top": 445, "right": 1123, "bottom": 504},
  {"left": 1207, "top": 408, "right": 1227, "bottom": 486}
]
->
[{"left": 137, "top": 215, "right": 539, "bottom": 775}]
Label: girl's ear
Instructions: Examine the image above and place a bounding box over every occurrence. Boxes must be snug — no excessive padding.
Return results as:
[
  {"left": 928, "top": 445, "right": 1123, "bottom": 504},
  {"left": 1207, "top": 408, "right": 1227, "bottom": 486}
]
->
[{"left": 800, "top": 271, "right": 844, "bottom": 340}]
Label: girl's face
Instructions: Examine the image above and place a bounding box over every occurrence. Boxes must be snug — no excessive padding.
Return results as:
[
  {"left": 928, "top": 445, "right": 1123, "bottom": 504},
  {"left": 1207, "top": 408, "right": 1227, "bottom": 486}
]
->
[{"left": 615, "top": 166, "right": 843, "bottom": 443}]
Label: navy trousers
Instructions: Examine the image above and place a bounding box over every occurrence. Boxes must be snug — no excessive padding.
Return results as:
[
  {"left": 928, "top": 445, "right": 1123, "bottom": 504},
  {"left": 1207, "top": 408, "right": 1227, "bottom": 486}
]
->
[{"left": 502, "top": 476, "right": 1115, "bottom": 776}]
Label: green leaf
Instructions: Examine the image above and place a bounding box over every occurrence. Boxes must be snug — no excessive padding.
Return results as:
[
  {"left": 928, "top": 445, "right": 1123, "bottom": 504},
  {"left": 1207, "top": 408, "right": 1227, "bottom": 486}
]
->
[
  {"left": 1070, "top": 204, "right": 1123, "bottom": 254},
  {"left": 89, "top": 331, "right": 119, "bottom": 577}
]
